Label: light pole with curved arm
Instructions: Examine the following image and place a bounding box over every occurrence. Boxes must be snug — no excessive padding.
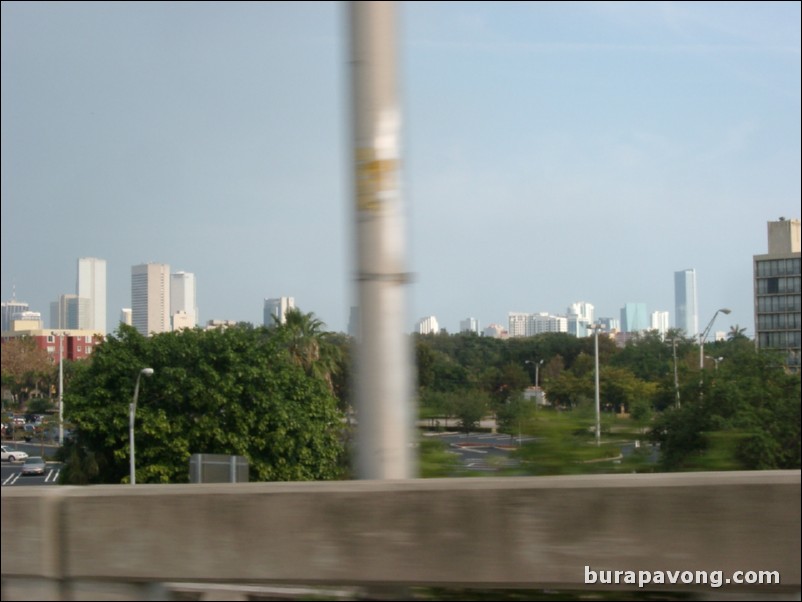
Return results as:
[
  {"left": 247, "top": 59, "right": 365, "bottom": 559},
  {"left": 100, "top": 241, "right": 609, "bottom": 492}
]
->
[
  {"left": 588, "top": 323, "right": 602, "bottom": 446},
  {"left": 699, "top": 308, "right": 731, "bottom": 370},
  {"left": 129, "top": 368, "right": 154, "bottom": 485}
]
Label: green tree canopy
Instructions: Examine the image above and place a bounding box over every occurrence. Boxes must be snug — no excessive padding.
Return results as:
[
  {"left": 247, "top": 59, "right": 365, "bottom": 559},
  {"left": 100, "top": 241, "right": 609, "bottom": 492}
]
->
[{"left": 62, "top": 324, "right": 345, "bottom": 484}]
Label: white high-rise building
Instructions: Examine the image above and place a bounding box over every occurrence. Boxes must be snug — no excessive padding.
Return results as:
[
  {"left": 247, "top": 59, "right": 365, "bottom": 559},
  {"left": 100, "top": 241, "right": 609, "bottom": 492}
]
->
[
  {"left": 416, "top": 316, "right": 440, "bottom": 335},
  {"left": 459, "top": 317, "right": 480, "bottom": 334},
  {"left": 170, "top": 271, "right": 198, "bottom": 329},
  {"left": 77, "top": 257, "right": 107, "bottom": 334},
  {"left": 508, "top": 312, "right": 567, "bottom": 337},
  {"left": 567, "top": 301, "right": 594, "bottom": 337},
  {"left": 264, "top": 297, "right": 295, "bottom": 326},
  {"left": 567, "top": 302, "right": 594, "bottom": 323},
  {"left": 508, "top": 312, "right": 529, "bottom": 337},
  {"left": 131, "top": 263, "right": 171, "bottom": 336},
  {"left": 120, "top": 308, "right": 133, "bottom": 326},
  {"left": 650, "top": 311, "right": 670, "bottom": 339},
  {"left": 674, "top": 269, "right": 698, "bottom": 337}
]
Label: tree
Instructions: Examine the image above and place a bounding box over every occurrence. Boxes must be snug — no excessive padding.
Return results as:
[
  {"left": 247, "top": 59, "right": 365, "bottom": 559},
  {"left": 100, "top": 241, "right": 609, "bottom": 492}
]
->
[
  {"left": 273, "top": 309, "right": 342, "bottom": 393},
  {"left": 727, "top": 324, "right": 748, "bottom": 341},
  {"left": 61, "top": 324, "right": 345, "bottom": 484},
  {"left": 1, "top": 337, "right": 54, "bottom": 408},
  {"left": 452, "top": 390, "right": 489, "bottom": 433},
  {"left": 652, "top": 348, "right": 801, "bottom": 471}
]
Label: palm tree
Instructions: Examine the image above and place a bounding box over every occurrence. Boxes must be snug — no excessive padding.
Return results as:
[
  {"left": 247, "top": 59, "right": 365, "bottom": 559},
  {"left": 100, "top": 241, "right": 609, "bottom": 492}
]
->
[
  {"left": 727, "top": 324, "right": 748, "bottom": 341},
  {"left": 274, "top": 309, "right": 341, "bottom": 391}
]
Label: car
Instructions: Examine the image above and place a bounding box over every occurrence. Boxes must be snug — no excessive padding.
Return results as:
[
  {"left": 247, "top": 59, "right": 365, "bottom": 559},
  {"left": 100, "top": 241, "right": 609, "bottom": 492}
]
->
[
  {"left": 1, "top": 445, "right": 29, "bottom": 462},
  {"left": 21, "top": 456, "right": 46, "bottom": 476}
]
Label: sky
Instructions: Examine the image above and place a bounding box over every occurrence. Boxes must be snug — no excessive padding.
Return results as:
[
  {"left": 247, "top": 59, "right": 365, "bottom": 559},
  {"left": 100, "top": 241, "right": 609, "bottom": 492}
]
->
[{"left": 2, "top": 1, "right": 800, "bottom": 337}]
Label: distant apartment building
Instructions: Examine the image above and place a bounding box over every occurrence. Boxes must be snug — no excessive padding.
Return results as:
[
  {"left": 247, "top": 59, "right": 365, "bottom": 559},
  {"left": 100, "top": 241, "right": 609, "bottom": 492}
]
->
[
  {"left": 620, "top": 303, "right": 648, "bottom": 333},
  {"left": 508, "top": 312, "right": 567, "bottom": 337},
  {"left": 170, "top": 271, "right": 198, "bottom": 329},
  {"left": 416, "top": 316, "right": 440, "bottom": 335},
  {"left": 264, "top": 297, "right": 295, "bottom": 327},
  {"left": 205, "top": 319, "right": 239, "bottom": 330},
  {"left": 482, "top": 323, "right": 507, "bottom": 339},
  {"left": 674, "top": 268, "right": 698, "bottom": 337},
  {"left": 120, "top": 308, "right": 133, "bottom": 326},
  {"left": 132, "top": 263, "right": 171, "bottom": 336},
  {"left": 650, "top": 310, "right": 670, "bottom": 339},
  {"left": 508, "top": 313, "right": 529, "bottom": 337},
  {"left": 753, "top": 218, "right": 801, "bottom": 370},
  {"left": 77, "top": 257, "right": 107, "bottom": 334},
  {"left": 567, "top": 302, "right": 594, "bottom": 338},
  {"left": 459, "top": 317, "right": 480, "bottom": 335},
  {"left": 1, "top": 329, "right": 102, "bottom": 362}
]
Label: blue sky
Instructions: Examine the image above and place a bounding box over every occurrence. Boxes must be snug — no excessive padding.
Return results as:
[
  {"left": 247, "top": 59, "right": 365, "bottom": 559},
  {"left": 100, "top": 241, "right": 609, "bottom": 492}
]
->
[{"left": 2, "top": 1, "right": 800, "bottom": 335}]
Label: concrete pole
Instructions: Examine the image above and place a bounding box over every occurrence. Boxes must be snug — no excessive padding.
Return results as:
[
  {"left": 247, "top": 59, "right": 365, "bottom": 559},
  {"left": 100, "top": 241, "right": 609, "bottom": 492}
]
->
[
  {"left": 58, "top": 332, "right": 64, "bottom": 445},
  {"left": 594, "top": 326, "right": 601, "bottom": 446},
  {"left": 349, "top": 1, "right": 415, "bottom": 479},
  {"left": 672, "top": 338, "right": 680, "bottom": 408}
]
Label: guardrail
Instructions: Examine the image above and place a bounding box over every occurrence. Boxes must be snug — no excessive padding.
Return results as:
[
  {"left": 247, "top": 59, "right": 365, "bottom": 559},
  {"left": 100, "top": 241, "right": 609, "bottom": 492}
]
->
[{"left": 2, "top": 471, "right": 800, "bottom": 600}]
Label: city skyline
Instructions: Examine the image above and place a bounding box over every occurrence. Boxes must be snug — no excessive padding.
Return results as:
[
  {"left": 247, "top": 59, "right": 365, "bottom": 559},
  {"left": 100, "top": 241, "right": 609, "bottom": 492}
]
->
[
  {"left": 0, "top": 253, "right": 778, "bottom": 338},
  {"left": 2, "top": 2, "right": 799, "bottom": 336}
]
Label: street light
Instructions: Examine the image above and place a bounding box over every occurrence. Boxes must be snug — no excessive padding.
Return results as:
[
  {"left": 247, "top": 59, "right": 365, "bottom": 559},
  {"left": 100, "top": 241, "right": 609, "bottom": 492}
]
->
[
  {"left": 50, "top": 331, "right": 65, "bottom": 445},
  {"left": 524, "top": 359, "right": 545, "bottom": 386},
  {"left": 706, "top": 356, "right": 724, "bottom": 371},
  {"left": 129, "top": 367, "right": 154, "bottom": 485},
  {"left": 588, "top": 323, "right": 602, "bottom": 446},
  {"left": 671, "top": 337, "right": 681, "bottom": 408},
  {"left": 699, "top": 308, "right": 731, "bottom": 370}
]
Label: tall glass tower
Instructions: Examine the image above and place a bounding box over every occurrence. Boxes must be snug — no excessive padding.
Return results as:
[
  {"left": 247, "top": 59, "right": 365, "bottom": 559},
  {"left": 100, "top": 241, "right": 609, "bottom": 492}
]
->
[{"left": 674, "top": 269, "right": 698, "bottom": 337}]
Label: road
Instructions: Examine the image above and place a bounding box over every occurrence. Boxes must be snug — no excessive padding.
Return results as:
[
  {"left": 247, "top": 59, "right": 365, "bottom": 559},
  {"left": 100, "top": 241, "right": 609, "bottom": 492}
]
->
[
  {"left": 425, "top": 431, "right": 532, "bottom": 472},
  {"left": 2, "top": 440, "right": 63, "bottom": 486},
  {"left": 2, "top": 458, "right": 63, "bottom": 487}
]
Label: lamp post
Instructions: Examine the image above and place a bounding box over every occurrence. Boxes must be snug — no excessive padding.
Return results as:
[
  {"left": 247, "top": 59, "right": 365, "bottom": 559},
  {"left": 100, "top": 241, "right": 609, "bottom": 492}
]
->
[
  {"left": 588, "top": 323, "right": 602, "bottom": 446},
  {"left": 51, "top": 331, "right": 65, "bottom": 445},
  {"left": 699, "top": 308, "right": 731, "bottom": 370},
  {"left": 706, "top": 356, "right": 724, "bottom": 371},
  {"left": 129, "top": 368, "right": 154, "bottom": 485},
  {"left": 671, "top": 337, "right": 681, "bottom": 408},
  {"left": 524, "top": 359, "right": 544, "bottom": 386}
]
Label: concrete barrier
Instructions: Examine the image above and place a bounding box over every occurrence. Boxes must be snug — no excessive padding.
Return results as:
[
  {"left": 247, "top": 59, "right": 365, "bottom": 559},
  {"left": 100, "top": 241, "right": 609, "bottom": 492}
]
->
[{"left": 2, "top": 471, "right": 800, "bottom": 600}]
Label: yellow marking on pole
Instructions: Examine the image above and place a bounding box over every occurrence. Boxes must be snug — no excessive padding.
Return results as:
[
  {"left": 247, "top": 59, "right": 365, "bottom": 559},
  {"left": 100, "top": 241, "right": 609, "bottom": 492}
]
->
[{"left": 356, "top": 148, "right": 397, "bottom": 212}]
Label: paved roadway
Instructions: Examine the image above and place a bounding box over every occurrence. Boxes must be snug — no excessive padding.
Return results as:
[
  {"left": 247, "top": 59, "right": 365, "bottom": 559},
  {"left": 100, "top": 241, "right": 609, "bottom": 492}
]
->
[
  {"left": 425, "top": 431, "right": 534, "bottom": 472},
  {"left": 2, "top": 440, "right": 63, "bottom": 487}
]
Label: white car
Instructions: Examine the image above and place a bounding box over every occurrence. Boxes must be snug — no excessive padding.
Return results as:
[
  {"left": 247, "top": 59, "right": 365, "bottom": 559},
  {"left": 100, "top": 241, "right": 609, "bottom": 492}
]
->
[{"left": 1, "top": 445, "right": 29, "bottom": 462}]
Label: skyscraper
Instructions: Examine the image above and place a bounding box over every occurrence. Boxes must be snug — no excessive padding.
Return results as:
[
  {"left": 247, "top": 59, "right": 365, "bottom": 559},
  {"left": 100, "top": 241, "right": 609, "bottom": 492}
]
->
[
  {"left": 674, "top": 268, "right": 698, "bottom": 337},
  {"left": 264, "top": 297, "right": 295, "bottom": 327},
  {"left": 1, "top": 299, "right": 29, "bottom": 332},
  {"left": 50, "top": 294, "right": 89, "bottom": 330},
  {"left": 621, "top": 303, "right": 648, "bottom": 333},
  {"left": 77, "top": 257, "right": 107, "bottom": 334},
  {"left": 170, "top": 271, "right": 198, "bottom": 329},
  {"left": 754, "top": 218, "right": 801, "bottom": 371},
  {"left": 131, "top": 263, "right": 171, "bottom": 336}
]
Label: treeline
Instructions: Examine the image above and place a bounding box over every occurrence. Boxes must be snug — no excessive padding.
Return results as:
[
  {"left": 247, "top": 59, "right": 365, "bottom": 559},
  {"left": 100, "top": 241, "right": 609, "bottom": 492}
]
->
[{"left": 413, "top": 329, "right": 800, "bottom": 472}]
